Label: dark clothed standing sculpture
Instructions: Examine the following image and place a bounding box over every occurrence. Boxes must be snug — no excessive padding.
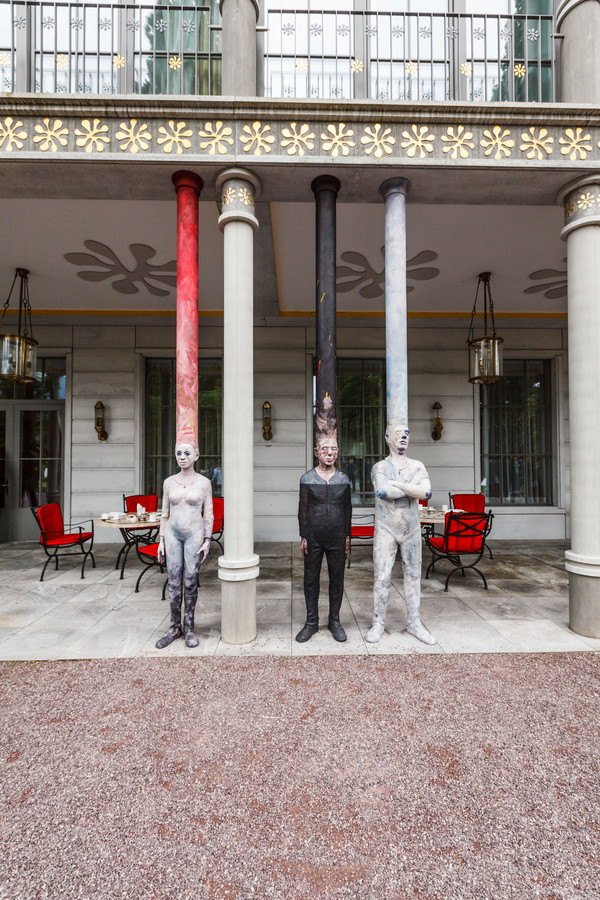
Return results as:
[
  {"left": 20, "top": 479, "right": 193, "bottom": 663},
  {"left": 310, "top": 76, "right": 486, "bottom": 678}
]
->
[{"left": 297, "top": 439, "right": 351, "bottom": 643}]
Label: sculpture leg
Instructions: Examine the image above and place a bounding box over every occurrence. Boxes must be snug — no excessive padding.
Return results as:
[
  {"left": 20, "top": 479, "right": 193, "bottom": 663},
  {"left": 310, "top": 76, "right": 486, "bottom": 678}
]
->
[
  {"left": 182, "top": 534, "right": 202, "bottom": 648},
  {"left": 296, "top": 540, "right": 323, "bottom": 642},
  {"left": 401, "top": 532, "right": 436, "bottom": 646},
  {"left": 326, "top": 542, "right": 347, "bottom": 642},
  {"left": 366, "top": 528, "right": 398, "bottom": 643},
  {"left": 155, "top": 531, "right": 184, "bottom": 649}
]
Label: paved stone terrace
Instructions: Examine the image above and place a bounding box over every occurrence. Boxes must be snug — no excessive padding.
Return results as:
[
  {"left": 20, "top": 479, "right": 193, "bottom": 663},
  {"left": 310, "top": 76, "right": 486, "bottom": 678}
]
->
[{"left": 0, "top": 539, "right": 597, "bottom": 660}]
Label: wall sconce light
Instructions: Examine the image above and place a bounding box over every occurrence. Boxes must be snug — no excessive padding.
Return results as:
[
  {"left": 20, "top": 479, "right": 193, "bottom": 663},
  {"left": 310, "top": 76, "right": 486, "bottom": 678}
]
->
[
  {"left": 262, "top": 401, "right": 273, "bottom": 441},
  {"left": 431, "top": 401, "right": 443, "bottom": 441},
  {"left": 94, "top": 401, "right": 108, "bottom": 441}
]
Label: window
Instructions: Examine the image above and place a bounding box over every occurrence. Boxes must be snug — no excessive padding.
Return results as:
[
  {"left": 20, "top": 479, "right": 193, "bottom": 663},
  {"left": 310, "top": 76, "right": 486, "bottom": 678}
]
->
[
  {"left": 144, "top": 358, "right": 222, "bottom": 497},
  {"left": 480, "top": 359, "right": 553, "bottom": 505},
  {"left": 0, "top": 357, "right": 66, "bottom": 401},
  {"left": 311, "top": 358, "right": 387, "bottom": 506}
]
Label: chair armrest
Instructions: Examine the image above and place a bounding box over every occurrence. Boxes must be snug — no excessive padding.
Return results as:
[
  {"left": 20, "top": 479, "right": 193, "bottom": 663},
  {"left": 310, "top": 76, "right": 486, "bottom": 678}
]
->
[{"left": 66, "top": 518, "right": 94, "bottom": 534}]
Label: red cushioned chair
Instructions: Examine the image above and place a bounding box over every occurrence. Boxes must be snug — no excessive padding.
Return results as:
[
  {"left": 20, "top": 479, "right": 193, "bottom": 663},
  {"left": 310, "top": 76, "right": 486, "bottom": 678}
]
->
[
  {"left": 115, "top": 493, "right": 159, "bottom": 579},
  {"left": 449, "top": 492, "right": 494, "bottom": 559},
  {"left": 211, "top": 496, "right": 224, "bottom": 554},
  {"left": 134, "top": 542, "right": 167, "bottom": 600},
  {"left": 347, "top": 513, "right": 375, "bottom": 568},
  {"left": 425, "top": 511, "right": 493, "bottom": 592},
  {"left": 31, "top": 503, "right": 95, "bottom": 582}
]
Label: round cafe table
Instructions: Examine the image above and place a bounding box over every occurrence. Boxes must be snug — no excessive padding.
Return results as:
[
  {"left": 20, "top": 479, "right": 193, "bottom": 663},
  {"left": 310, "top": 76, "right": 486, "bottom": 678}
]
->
[{"left": 94, "top": 515, "right": 161, "bottom": 579}]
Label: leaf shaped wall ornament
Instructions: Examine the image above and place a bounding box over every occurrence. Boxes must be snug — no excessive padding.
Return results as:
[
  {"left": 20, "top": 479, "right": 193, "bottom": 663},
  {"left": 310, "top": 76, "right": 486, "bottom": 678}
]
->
[
  {"left": 336, "top": 247, "right": 439, "bottom": 298},
  {"left": 64, "top": 240, "right": 177, "bottom": 297}
]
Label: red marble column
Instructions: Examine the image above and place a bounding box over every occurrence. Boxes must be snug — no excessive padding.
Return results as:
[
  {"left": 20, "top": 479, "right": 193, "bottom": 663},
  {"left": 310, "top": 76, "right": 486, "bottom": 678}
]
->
[{"left": 172, "top": 171, "right": 203, "bottom": 450}]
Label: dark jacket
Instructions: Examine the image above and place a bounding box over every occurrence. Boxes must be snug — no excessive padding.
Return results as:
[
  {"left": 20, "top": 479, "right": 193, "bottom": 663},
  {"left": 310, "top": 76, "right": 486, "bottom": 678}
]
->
[{"left": 298, "top": 469, "right": 352, "bottom": 543}]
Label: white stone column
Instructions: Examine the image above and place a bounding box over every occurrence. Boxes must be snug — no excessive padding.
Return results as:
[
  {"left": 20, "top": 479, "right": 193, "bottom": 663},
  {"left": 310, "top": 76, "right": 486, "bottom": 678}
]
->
[
  {"left": 216, "top": 167, "right": 260, "bottom": 644},
  {"left": 220, "top": 0, "right": 259, "bottom": 96},
  {"left": 558, "top": 175, "right": 600, "bottom": 637},
  {"left": 557, "top": 0, "right": 600, "bottom": 103}
]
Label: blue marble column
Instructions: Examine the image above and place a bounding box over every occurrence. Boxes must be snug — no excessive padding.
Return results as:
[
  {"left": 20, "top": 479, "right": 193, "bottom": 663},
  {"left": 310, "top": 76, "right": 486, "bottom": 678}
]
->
[{"left": 380, "top": 178, "right": 410, "bottom": 427}]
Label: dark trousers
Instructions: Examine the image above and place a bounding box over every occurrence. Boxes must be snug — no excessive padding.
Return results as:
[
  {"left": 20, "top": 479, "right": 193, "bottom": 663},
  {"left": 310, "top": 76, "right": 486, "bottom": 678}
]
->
[{"left": 303, "top": 537, "right": 345, "bottom": 623}]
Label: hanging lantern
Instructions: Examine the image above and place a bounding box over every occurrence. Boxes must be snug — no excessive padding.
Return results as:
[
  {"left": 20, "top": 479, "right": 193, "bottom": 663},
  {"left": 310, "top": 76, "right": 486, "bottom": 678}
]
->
[
  {"left": 467, "top": 271, "right": 503, "bottom": 384},
  {"left": 0, "top": 268, "right": 39, "bottom": 383}
]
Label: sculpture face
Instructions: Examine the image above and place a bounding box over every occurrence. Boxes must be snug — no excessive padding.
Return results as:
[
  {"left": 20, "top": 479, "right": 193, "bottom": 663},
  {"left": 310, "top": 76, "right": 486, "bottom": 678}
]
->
[
  {"left": 175, "top": 442, "right": 199, "bottom": 470},
  {"left": 386, "top": 425, "right": 410, "bottom": 456},
  {"left": 315, "top": 438, "right": 339, "bottom": 468}
]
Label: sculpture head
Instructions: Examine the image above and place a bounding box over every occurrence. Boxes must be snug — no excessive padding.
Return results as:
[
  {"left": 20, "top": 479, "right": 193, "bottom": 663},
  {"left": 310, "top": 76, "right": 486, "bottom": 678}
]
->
[
  {"left": 315, "top": 434, "right": 339, "bottom": 469},
  {"left": 385, "top": 423, "right": 410, "bottom": 457},
  {"left": 175, "top": 442, "right": 199, "bottom": 471}
]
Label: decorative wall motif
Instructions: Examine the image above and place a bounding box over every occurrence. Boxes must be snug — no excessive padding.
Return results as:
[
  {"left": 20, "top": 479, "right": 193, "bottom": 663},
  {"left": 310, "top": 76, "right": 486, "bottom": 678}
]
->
[
  {"left": 336, "top": 249, "right": 439, "bottom": 299},
  {"left": 562, "top": 183, "right": 600, "bottom": 227},
  {"left": 64, "top": 241, "right": 177, "bottom": 296},
  {"left": 4, "top": 111, "right": 600, "bottom": 167},
  {"left": 524, "top": 263, "right": 567, "bottom": 300}
]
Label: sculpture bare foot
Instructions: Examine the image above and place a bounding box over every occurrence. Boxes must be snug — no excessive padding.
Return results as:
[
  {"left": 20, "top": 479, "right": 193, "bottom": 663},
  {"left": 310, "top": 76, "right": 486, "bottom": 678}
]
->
[
  {"left": 155, "top": 626, "right": 182, "bottom": 649},
  {"left": 406, "top": 620, "right": 436, "bottom": 645},
  {"left": 185, "top": 631, "right": 199, "bottom": 648},
  {"left": 365, "top": 621, "right": 385, "bottom": 643}
]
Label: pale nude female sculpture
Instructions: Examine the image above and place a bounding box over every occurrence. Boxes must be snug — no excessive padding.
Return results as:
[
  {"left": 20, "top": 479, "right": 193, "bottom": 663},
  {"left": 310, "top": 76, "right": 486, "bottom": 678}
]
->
[{"left": 155, "top": 442, "right": 214, "bottom": 649}]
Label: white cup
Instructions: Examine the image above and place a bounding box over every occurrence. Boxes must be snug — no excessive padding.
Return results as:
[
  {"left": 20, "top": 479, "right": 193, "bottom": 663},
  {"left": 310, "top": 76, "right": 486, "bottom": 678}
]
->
[
  {"left": 442, "top": 504, "right": 449, "bottom": 513},
  {"left": 101, "top": 513, "right": 109, "bottom": 520}
]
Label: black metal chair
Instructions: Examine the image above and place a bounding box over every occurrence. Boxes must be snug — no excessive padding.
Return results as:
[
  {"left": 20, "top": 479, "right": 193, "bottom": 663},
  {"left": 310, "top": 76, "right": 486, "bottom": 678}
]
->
[
  {"left": 425, "top": 511, "right": 493, "bottom": 592},
  {"left": 347, "top": 513, "right": 375, "bottom": 568},
  {"left": 31, "top": 503, "right": 95, "bottom": 581}
]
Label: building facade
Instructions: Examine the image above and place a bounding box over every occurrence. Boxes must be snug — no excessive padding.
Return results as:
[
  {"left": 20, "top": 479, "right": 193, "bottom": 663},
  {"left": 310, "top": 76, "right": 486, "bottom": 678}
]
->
[{"left": 1, "top": 0, "right": 599, "bottom": 639}]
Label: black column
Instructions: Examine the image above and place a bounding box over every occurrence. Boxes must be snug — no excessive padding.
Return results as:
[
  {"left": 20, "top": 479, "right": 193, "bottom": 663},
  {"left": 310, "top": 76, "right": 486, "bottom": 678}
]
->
[{"left": 311, "top": 174, "right": 341, "bottom": 439}]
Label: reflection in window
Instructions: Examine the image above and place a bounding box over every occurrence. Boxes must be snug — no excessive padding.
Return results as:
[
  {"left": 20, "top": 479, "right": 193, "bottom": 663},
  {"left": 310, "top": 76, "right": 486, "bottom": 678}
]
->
[
  {"left": 480, "top": 359, "right": 553, "bottom": 506},
  {"left": 19, "top": 409, "right": 63, "bottom": 508},
  {"left": 144, "top": 358, "right": 222, "bottom": 497},
  {"left": 0, "top": 357, "right": 66, "bottom": 401}
]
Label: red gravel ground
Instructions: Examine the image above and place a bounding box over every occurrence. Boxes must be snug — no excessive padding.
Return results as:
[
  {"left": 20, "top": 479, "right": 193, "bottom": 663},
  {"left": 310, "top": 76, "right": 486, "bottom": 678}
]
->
[{"left": 1, "top": 654, "right": 600, "bottom": 900}]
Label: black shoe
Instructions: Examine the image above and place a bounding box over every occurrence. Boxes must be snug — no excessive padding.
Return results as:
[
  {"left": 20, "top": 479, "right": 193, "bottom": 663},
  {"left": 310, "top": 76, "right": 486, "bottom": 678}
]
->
[
  {"left": 295, "top": 622, "right": 319, "bottom": 643},
  {"left": 328, "top": 620, "right": 347, "bottom": 642},
  {"left": 185, "top": 631, "right": 199, "bottom": 648},
  {"left": 155, "top": 626, "right": 182, "bottom": 649}
]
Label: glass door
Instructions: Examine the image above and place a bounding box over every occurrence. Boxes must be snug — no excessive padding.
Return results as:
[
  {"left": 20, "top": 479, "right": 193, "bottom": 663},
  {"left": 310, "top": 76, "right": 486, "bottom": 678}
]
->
[{"left": 0, "top": 404, "right": 64, "bottom": 541}]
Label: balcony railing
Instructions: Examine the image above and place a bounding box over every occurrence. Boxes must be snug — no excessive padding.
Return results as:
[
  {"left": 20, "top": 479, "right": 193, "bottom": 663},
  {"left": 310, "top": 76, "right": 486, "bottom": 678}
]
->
[
  {"left": 264, "top": 8, "right": 556, "bottom": 103},
  {"left": 0, "top": 1, "right": 555, "bottom": 102},
  {"left": 0, "top": 0, "right": 221, "bottom": 94}
]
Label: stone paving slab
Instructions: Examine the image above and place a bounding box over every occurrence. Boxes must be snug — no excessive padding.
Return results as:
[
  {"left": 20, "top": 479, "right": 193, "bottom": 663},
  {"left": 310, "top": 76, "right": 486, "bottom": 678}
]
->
[{"left": 0, "top": 540, "right": 593, "bottom": 660}]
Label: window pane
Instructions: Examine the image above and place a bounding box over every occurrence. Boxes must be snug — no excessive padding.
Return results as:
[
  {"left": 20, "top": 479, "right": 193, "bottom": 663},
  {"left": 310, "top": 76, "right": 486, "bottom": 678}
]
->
[
  {"left": 144, "top": 358, "right": 222, "bottom": 497},
  {"left": 480, "top": 358, "right": 553, "bottom": 505}
]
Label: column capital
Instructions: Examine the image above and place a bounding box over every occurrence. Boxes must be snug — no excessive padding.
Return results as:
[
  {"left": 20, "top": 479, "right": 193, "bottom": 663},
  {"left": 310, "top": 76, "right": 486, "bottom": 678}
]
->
[
  {"left": 216, "top": 167, "right": 261, "bottom": 232},
  {"left": 311, "top": 174, "right": 341, "bottom": 197},
  {"left": 219, "top": 0, "right": 260, "bottom": 21},
  {"left": 557, "top": 174, "right": 600, "bottom": 239},
  {"left": 380, "top": 177, "right": 410, "bottom": 201},
  {"left": 171, "top": 170, "right": 204, "bottom": 195}
]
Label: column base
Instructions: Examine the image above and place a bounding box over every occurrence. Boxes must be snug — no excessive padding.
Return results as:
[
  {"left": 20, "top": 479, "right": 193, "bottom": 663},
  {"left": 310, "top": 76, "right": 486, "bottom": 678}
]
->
[
  {"left": 569, "top": 571, "right": 600, "bottom": 638},
  {"left": 221, "top": 578, "right": 257, "bottom": 644}
]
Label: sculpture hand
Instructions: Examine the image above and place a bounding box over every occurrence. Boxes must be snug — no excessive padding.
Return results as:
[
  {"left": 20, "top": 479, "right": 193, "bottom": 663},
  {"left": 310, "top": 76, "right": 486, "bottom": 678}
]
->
[
  {"left": 197, "top": 540, "right": 211, "bottom": 564},
  {"left": 300, "top": 537, "right": 308, "bottom": 559},
  {"left": 157, "top": 539, "right": 165, "bottom": 564},
  {"left": 345, "top": 536, "right": 350, "bottom": 558}
]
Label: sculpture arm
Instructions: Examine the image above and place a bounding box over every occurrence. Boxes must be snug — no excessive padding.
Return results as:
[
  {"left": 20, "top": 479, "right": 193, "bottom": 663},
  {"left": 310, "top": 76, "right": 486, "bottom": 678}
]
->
[
  {"left": 401, "top": 463, "right": 432, "bottom": 501},
  {"left": 199, "top": 485, "right": 214, "bottom": 561},
  {"left": 298, "top": 481, "right": 310, "bottom": 539},
  {"left": 373, "top": 471, "right": 407, "bottom": 501},
  {"left": 159, "top": 482, "right": 170, "bottom": 538}
]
